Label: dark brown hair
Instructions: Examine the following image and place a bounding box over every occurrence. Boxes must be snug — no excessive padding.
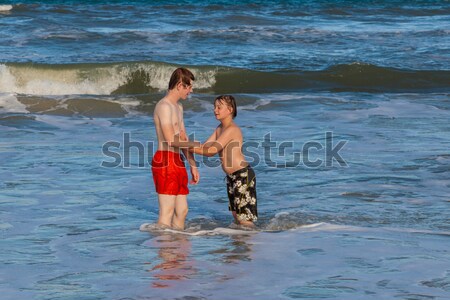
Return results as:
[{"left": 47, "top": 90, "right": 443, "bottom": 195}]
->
[
  {"left": 168, "top": 67, "right": 195, "bottom": 90},
  {"left": 215, "top": 95, "right": 237, "bottom": 119}
]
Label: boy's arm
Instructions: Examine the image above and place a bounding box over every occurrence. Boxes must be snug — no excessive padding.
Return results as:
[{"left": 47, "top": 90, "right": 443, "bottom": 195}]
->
[
  {"left": 203, "top": 127, "right": 218, "bottom": 144},
  {"left": 179, "top": 121, "right": 199, "bottom": 167},
  {"left": 181, "top": 147, "right": 200, "bottom": 184},
  {"left": 179, "top": 108, "right": 200, "bottom": 184},
  {"left": 176, "top": 126, "right": 217, "bottom": 149},
  {"left": 190, "top": 127, "right": 234, "bottom": 157}
]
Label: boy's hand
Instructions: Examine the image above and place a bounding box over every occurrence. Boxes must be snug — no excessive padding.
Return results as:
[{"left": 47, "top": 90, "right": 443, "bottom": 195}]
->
[
  {"left": 179, "top": 130, "right": 188, "bottom": 141},
  {"left": 190, "top": 166, "right": 200, "bottom": 184}
]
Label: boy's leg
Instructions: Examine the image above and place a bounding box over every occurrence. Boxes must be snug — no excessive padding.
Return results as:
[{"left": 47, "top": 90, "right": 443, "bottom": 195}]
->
[
  {"left": 238, "top": 219, "right": 255, "bottom": 227},
  {"left": 157, "top": 194, "right": 177, "bottom": 227},
  {"left": 231, "top": 211, "right": 239, "bottom": 223},
  {"left": 232, "top": 211, "right": 255, "bottom": 227},
  {"left": 172, "top": 194, "right": 188, "bottom": 230}
]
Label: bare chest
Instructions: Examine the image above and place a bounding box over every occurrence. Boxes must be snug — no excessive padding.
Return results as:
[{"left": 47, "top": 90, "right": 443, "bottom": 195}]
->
[{"left": 172, "top": 106, "right": 183, "bottom": 130}]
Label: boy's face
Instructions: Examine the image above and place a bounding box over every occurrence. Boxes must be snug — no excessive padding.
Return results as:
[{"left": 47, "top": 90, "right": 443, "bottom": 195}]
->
[
  {"left": 178, "top": 80, "right": 193, "bottom": 100},
  {"left": 214, "top": 100, "right": 233, "bottom": 120}
]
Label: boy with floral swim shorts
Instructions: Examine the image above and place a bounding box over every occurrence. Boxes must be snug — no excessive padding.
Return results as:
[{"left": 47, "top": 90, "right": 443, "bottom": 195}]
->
[{"left": 183, "top": 95, "right": 257, "bottom": 227}]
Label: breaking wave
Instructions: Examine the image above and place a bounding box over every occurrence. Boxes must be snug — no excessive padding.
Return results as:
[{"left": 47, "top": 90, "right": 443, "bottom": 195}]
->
[{"left": 1, "top": 61, "right": 448, "bottom": 96}]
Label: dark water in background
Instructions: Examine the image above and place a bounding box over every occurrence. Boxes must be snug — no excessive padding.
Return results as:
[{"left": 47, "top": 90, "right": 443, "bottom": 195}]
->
[
  {"left": 1, "top": 1, "right": 449, "bottom": 299},
  {"left": 1, "top": 0, "right": 450, "bottom": 69},
  {"left": 1, "top": 0, "right": 450, "bottom": 96}
]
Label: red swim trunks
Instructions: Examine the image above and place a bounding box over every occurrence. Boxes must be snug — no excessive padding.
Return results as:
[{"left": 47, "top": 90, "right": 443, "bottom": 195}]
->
[{"left": 151, "top": 150, "right": 189, "bottom": 195}]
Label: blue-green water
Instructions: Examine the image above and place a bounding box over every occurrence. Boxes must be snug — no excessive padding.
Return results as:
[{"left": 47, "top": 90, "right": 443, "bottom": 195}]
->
[{"left": 1, "top": 1, "right": 449, "bottom": 299}]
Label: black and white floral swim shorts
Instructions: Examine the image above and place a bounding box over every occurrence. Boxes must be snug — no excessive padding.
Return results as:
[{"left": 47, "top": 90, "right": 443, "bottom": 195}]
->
[{"left": 226, "top": 165, "right": 258, "bottom": 222}]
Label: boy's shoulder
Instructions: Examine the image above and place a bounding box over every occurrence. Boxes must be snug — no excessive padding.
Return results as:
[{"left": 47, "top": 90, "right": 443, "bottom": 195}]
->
[
  {"left": 155, "top": 98, "right": 166, "bottom": 109},
  {"left": 219, "top": 122, "right": 242, "bottom": 136},
  {"left": 155, "top": 98, "right": 175, "bottom": 112},
  {"left": 229, "top": 122, "right": 242, "bottom": 131}
]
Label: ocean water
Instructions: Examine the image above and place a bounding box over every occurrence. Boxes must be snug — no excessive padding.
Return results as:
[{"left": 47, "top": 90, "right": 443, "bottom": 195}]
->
[{"left": 1, "top": 1, "right": 450, "bottom": 299}]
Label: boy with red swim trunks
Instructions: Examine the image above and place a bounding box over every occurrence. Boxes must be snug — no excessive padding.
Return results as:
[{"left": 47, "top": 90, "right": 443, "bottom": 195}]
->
[{"left": 151, "top": 68, "right": 199, "bottom": 230}]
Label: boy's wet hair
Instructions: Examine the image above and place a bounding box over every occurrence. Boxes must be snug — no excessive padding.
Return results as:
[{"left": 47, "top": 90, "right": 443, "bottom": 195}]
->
[
  {"left": 168, "top": 67, "right": 195, "bottom": 90},
  {"left": 215, "top": 95, "right": 237, "bottom": 119}
]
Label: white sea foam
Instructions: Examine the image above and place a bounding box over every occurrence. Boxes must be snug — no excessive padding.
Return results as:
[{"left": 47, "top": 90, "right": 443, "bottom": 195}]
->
[
  {"left": 0, "top": 63, "right": 216, "bottom": 96},
  {"left": 140, "top": 223, "right": 257, "bottom": 236},
  {"left": 289, "top": 222, "right": 365, "bottom": 233},
  {"left": 139, "top": 221, "right": 358, "bottom": 236},
  {"left": 365, "top": 99, "right": 443, "bottom": 118},
  {"left": 240, "top": 98, "right": 272, "bottom": 110},
  {"left": 140, "top": 221, "right": 450, "bottom": 238},
  {"left": 0, "top": 93, "right": 28, "bottom": 113},
  {"left": 288, "top": 221, "right": 450, "bottom": 237},
  {"left": 0, "top": 64, "right": 17, "bottom": 92},
  {"left": 382, "top": 226, "right": 450, "bottom": 237},
  {"left": 0, "top": 4, "right": 13, "bottom": 11},
  {"left": 322, "top": 97, "right": 448, "bottom": 123},
  {"left": 34, "top": 114, "right": 113, "bottom": 129},
  {"left": 0, "top": 63, "right": 122, "bottom": 95},
  {"left": 0, "top": 223, "right": 13, "bottom": 230}
]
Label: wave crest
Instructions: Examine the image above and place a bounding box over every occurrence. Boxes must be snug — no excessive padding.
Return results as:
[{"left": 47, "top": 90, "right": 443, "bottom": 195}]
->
[
  {"left": 0, "top": 62, "right": 217, "bottom": 96},
  {"left": 1, "top": 61, "right": 448, "bottom": 96}
]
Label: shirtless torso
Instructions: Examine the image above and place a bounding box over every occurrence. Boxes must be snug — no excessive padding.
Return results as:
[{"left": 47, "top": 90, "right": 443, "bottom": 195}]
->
[
  {"left": 150, "top": 68, "right": 198, "bottom": 231},
  {"left": 214, "top": 123, "right": 248, "bottom": 175},
  {"left": 189, "top": 97, "right": 248, "bottom": 175},
  {"left": 188, "top": 95, "right": 256, "bottom": 227},
  {"left": 154, "top": 98, "right": 185, "bottom": 153}
]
